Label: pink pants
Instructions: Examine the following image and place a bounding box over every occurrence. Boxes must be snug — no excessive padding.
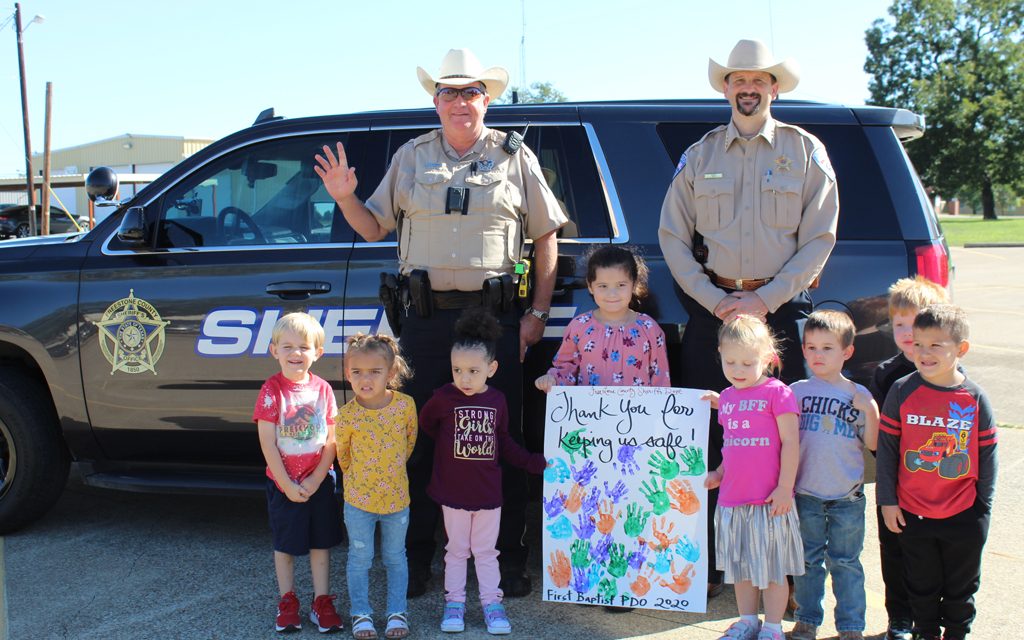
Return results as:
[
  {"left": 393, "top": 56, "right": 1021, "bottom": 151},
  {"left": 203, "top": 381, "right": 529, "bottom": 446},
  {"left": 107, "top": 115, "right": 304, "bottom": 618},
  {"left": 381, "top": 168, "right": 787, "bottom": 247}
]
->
[{"left": 441, "top": 505, "right": 503, "bottom": 605}]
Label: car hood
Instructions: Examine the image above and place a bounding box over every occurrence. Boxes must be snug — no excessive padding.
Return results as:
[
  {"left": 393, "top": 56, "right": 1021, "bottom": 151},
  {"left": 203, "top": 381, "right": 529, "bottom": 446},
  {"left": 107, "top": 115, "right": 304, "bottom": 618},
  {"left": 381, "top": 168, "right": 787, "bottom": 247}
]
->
[
  {"left": 0, "top": 232, "right": 87, "bottom": 259},
  {"left": 0, "top": 232, "right": 85, "bottom": 247}
]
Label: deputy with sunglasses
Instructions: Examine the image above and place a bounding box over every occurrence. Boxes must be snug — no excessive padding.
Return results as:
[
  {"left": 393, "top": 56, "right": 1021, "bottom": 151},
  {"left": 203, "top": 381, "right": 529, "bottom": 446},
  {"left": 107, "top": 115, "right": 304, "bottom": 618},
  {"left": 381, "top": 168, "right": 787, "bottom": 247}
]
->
[{"left": 315, "top": 48, "right": 567, "bottom": 602}]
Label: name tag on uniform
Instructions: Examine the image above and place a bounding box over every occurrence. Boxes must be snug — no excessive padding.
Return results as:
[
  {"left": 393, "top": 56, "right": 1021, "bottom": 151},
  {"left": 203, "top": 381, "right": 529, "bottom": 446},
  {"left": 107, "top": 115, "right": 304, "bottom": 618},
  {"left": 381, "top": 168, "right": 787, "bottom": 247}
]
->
[{"left": 703, "top": 173, "right": 724, "bottom": 179}]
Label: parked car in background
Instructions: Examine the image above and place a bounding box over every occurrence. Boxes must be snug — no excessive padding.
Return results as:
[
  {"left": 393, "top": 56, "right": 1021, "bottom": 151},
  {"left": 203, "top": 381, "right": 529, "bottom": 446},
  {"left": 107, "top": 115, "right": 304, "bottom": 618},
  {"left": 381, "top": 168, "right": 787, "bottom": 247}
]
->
[{"left": 0, "top": 204, "right": 81, "bottom": 239}]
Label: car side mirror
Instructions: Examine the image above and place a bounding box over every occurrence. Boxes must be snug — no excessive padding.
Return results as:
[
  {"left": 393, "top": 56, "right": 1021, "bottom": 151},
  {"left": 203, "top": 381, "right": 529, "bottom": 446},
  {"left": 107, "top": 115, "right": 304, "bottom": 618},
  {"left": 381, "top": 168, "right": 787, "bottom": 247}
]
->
[{"left": 116, "top": 207, "right": 148, "bottom": 246}]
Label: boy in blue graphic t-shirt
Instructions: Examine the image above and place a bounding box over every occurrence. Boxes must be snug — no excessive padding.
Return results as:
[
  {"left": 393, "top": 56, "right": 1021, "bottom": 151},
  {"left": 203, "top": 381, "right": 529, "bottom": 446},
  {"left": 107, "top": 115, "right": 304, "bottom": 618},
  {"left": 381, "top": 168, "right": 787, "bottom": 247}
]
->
[{"left": 788, "top": 310, "right": 879, "bottom": 640}]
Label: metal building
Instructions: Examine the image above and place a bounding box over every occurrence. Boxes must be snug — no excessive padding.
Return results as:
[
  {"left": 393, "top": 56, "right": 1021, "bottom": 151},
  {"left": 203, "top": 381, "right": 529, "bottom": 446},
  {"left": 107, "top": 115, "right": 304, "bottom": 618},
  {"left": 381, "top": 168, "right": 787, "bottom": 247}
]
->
[{"left": 1, "top": 133, "right": 211, "bottom": 219}]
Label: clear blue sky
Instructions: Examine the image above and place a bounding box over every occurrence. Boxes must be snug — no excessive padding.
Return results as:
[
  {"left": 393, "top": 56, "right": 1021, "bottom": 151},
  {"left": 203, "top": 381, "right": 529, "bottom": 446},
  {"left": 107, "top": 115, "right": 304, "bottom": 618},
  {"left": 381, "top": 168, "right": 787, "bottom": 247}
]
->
[{"left": 1, "top": 0, "right": 894, "bottom": 177}]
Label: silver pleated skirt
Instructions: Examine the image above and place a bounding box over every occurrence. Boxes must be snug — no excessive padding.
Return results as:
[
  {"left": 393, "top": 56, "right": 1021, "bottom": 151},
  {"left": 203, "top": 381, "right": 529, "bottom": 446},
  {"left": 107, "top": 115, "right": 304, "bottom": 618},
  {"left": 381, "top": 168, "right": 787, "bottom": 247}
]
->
[{"left": 715, "top": 503, "right": 805, "bottom": 589}]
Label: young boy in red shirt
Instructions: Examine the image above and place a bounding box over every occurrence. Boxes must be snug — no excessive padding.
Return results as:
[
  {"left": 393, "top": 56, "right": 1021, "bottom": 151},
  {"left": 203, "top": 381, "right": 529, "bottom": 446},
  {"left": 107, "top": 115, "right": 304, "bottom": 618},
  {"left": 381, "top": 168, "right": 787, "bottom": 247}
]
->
[
  {"left": 870, "top": 275, "right": 950, "bottom": 640},
  {"left": 876, "top": 305, "right": 997, "bottom": 640}
]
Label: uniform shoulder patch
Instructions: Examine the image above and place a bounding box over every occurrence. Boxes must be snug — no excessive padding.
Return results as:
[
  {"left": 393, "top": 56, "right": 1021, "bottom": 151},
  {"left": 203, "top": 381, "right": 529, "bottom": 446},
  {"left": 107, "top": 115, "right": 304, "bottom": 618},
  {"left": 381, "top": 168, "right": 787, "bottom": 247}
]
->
[
  {"left": 673, "top": 152, "right": 687, "bottom": 178},
  {"left": 812, "top": 147, "right": 836, "bottom": 182}
]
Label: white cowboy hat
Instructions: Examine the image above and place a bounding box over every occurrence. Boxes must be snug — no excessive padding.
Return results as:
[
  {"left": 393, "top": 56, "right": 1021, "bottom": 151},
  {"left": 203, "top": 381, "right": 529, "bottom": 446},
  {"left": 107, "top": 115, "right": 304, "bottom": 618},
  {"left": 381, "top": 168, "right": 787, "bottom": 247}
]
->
[
  {"left": 708, "top": 39, "right": 800, "bottom": 93},
  {"left": 417, "top": 48, "right": 509, "bottom": 98}
]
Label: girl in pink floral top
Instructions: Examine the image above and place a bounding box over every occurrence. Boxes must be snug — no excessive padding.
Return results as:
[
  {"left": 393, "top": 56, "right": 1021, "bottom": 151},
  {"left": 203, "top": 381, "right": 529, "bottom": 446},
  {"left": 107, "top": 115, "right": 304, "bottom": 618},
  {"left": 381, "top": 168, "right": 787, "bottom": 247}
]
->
[{"left": 536, "top": 246, "right": 670, "bottom": 391}]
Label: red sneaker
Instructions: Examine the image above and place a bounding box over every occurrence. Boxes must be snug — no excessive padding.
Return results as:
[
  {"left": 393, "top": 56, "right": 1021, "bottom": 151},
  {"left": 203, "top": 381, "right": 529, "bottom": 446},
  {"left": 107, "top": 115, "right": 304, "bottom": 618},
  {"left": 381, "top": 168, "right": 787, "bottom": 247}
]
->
[
  {"left": 310, "top": 594, "right": 344, "bottom": 633},
  {"left": 276, "top": 591, "right": 302, "bottom": 632}
]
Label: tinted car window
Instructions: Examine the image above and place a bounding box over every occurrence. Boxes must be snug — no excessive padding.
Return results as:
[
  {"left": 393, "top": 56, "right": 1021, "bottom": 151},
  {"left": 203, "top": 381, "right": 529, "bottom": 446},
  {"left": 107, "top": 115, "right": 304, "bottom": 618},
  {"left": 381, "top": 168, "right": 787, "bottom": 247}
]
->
[
  {"left": 153, "top": 135, "right": 351, "bottom": 248},
  {"left": 656, "top": 122, "right": 900, "bottom": 240},
  {"left": 525, "top": 126, "right": 612, "bottom": 239}
]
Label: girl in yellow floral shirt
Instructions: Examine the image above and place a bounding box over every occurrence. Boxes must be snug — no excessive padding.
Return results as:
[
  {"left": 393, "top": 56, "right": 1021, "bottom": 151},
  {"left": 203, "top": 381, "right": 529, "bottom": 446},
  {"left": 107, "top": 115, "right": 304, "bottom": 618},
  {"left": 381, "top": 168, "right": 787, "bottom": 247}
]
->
[{"left": 336, "top": 334, "right": 416, "bottom": 640}]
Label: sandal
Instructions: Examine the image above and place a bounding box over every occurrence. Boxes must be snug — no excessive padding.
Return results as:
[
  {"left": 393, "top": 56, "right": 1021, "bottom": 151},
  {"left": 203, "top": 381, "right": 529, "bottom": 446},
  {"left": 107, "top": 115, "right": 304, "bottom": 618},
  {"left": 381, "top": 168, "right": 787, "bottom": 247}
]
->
[
  {"left": 351, "top": 614, "right": 377, "bottom": 640},
  {"left": 385, "top": 612, "right": 410, "bottom": 639}
]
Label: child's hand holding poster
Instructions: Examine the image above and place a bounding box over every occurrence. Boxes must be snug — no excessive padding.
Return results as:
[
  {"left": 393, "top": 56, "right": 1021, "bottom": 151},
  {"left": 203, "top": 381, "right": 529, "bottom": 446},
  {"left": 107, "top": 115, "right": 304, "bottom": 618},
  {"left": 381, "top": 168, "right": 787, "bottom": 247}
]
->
[{"left": 542, "top": 386, "right": 710, "bottom": 613}]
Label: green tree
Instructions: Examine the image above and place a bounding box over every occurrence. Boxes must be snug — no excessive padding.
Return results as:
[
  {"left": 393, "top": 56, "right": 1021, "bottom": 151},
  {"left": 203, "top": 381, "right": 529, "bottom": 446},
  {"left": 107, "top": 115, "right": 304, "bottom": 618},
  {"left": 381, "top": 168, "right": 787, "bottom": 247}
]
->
[
  {"left": 495, "top": 81, "right": 568, "bottom": 105},
  {"left": 865, "top": 0, "right": 1024, "bottom": 219}
]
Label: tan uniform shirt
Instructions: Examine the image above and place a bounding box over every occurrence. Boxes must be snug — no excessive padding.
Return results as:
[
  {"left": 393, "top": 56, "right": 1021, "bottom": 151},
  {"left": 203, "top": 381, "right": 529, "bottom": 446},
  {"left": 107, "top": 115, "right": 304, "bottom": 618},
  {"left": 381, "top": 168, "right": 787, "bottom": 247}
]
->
[
  {"left": 659, "top": 117, "right": 839, "bottom": 313},
  {"left": 365, "top": 127, "right": 568, "bottom": 291}
]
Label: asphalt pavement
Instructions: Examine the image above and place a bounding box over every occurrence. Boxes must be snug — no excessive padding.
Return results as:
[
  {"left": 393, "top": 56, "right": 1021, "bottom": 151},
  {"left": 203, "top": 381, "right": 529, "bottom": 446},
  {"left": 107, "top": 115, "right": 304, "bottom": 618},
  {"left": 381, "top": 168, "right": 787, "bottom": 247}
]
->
[{"left": 2, "top": 247, "right": 1022, "bottom": 640}]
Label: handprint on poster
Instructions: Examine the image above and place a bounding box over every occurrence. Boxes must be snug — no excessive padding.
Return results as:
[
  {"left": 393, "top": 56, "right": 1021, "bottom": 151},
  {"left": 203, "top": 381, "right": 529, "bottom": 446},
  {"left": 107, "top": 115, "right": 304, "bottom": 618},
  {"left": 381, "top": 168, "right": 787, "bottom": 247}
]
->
[{"left": 542, "top": 386, "right": 710, "bottom": 612}]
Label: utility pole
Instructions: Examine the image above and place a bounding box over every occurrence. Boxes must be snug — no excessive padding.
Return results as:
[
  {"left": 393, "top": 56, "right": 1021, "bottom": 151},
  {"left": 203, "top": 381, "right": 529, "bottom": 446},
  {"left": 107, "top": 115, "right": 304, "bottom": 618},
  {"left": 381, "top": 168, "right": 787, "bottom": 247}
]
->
[
  {"left": 42, "top": 81, "right": 52, "bottom": 235},
  {"left": 15, "top": 3, "right": 37, "bottom": 235}
]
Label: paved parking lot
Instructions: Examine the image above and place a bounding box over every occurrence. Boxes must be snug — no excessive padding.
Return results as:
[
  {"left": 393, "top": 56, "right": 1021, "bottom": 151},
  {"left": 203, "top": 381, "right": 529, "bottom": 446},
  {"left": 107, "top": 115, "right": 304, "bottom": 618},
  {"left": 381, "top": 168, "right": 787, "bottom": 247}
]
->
[
  {"left": 2, "top": 247, "right": 1021, "bottom": 640},
  {"left": 947, "top": 246, "right": 1024, "bottom": 426}
]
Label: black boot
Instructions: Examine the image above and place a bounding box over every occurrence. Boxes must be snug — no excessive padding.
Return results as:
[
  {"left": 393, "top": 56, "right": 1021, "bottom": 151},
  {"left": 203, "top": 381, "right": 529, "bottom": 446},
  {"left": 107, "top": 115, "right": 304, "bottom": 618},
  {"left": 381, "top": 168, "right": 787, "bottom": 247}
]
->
[
  {"left": 498, "top": 568, "right": 532, "bottom": 598},
  {"left": 406, "top": 564, "right": 432, "bottom": 598}
]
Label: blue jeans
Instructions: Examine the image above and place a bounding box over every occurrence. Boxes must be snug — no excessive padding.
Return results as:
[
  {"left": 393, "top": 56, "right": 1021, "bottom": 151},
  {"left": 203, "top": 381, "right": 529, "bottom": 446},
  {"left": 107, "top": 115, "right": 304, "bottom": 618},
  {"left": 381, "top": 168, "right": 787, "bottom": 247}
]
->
[
  {"left": 344, "top": 503, "right": 409, "bottom": 617},
  {"left": 793, "top": 492, "right": 867, "bottom": 631}
]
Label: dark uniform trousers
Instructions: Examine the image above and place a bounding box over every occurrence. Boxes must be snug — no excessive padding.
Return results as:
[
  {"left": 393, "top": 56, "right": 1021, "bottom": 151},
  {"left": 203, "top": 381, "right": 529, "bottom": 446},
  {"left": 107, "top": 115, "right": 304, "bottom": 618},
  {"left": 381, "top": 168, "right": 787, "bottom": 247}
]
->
[
  {"left": 401, "top": 304, "right": 530, "bottom": 575},
  {"left": 897, "top": 504, "right": 990, "bottom": 640},
  {"left": 677, "top": 287, "right": 811, "bottom": 583}
]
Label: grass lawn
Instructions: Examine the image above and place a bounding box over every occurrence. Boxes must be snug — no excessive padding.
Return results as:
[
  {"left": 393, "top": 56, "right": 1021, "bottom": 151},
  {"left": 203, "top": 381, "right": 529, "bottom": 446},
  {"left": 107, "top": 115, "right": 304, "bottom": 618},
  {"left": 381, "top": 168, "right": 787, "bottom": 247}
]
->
[{"left": 938, "top": 214, "right": 1024, "bottom": 246}]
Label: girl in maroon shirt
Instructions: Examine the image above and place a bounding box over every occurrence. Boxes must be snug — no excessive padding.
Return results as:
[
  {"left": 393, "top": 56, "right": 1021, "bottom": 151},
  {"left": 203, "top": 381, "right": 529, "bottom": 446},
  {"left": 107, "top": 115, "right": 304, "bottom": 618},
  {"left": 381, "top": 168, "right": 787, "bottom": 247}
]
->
[{"left": 419, "top": 308, "right": 547, "bottom": 635}]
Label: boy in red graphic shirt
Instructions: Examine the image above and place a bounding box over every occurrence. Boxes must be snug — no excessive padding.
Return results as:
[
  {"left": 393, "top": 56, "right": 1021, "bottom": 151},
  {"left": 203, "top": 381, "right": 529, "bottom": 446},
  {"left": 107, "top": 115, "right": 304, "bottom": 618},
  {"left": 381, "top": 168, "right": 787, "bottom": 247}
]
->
[
  {"left": 876, "top": 305, "right": 997, "bottom": 640},
  {"left": 254, "top": 312, "right": 343, "bottom": 633}
]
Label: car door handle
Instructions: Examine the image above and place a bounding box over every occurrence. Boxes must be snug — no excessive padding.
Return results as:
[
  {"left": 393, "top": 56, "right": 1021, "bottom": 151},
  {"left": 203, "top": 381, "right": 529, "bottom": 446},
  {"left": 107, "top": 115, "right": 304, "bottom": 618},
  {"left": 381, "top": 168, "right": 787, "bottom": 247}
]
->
[{"left": 265, "top": 281, "right": 332, "bottom": 300}]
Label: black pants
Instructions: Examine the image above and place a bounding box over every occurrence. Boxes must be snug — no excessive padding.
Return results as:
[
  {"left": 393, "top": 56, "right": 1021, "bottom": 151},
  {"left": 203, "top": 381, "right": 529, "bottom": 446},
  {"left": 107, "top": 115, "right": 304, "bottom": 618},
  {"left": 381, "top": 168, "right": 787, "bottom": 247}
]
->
[
  {"left": 677, "top": 288, "right": 811, "bottom": 582},
  {"left": 877, "top": 505, "right": 914, "bottom": 622},
  {"left": 897, "top": 505, "right": 990, "bottom": 639},
  {"left": 401, "top": 305, "right": 530, "bottom": 573}
]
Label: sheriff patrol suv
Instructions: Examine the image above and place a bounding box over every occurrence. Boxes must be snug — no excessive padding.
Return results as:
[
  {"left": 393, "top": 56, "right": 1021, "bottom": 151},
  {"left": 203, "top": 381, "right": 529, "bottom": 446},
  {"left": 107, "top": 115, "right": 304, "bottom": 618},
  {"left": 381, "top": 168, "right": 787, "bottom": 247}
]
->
[{"left": 0, "top": 100, "right": 949, "bottom": 532}]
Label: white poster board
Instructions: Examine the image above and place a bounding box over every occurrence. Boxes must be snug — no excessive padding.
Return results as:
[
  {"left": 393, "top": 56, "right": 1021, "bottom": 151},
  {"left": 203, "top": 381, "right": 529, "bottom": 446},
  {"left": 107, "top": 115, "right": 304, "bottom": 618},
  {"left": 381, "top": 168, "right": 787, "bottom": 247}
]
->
[{"left": 541, "top": 386, "right": 711, "bottom": 613}]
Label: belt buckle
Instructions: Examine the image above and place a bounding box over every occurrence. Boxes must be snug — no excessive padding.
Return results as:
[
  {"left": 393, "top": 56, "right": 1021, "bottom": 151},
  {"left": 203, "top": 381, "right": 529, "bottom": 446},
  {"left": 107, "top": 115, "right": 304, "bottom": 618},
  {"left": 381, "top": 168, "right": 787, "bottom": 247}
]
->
[{"left": 735, "top": 278, "right": 744, "bottom": 290}]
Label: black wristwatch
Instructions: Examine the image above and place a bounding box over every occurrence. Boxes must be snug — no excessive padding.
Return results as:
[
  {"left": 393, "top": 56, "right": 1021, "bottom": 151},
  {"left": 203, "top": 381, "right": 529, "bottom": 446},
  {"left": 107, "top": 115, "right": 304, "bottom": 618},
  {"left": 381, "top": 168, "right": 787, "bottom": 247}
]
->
[{"left": 524, "top": 307, "right": 549, "bottom": 323}]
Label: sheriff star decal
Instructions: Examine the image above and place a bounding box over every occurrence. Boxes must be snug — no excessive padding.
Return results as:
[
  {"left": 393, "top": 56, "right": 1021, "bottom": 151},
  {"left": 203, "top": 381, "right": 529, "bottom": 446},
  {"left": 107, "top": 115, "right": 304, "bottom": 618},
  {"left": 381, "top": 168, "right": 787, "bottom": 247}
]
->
[{"left": 96, "top": 290, "right": 169, "bottom": 375}]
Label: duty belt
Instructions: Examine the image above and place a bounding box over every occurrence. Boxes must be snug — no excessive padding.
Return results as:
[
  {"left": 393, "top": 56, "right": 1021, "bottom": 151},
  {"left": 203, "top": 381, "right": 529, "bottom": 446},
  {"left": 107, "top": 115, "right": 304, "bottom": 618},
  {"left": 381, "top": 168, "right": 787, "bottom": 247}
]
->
[
  {"left": 431, "top": 289, "right": 484, "bottom": 310},
  {"left": 704, "top": 269, "right": 821, "bottom": 291},
  {"left": 704, "top": 269, "right": 773, "bottom": 291}
]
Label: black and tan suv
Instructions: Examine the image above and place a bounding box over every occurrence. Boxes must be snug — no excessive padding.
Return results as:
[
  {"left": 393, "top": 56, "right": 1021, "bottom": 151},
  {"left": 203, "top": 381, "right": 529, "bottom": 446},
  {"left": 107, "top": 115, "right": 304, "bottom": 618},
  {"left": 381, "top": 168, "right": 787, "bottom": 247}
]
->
[{"left": 0, "top": 100, "right": 950, "bottom": 532}]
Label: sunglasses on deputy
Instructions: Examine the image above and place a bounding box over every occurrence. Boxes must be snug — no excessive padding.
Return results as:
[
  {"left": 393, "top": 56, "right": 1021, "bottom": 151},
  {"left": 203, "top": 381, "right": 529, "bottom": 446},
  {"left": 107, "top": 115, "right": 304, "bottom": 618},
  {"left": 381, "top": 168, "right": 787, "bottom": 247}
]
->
[{"left": 435, "top": 86, "right": 486, "bottom": 101}]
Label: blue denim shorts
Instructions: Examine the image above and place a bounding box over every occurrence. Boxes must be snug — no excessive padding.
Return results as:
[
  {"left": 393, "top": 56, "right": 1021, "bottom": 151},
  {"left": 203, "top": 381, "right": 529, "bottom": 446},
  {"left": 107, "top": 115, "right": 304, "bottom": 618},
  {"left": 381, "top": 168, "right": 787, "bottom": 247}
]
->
[{"left": 266, "top": 472, "right": 343, "bottom": 556}]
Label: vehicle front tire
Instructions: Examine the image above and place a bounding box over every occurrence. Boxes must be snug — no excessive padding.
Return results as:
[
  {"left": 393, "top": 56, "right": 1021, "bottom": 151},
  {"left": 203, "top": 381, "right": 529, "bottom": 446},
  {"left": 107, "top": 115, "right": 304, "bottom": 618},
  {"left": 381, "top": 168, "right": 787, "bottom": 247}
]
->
[
  {"left": 0, "top": 368, "right": 70, "bottom": 533},
  {"left": 903, "top": 450, "right": 922, "bottom": 471}
]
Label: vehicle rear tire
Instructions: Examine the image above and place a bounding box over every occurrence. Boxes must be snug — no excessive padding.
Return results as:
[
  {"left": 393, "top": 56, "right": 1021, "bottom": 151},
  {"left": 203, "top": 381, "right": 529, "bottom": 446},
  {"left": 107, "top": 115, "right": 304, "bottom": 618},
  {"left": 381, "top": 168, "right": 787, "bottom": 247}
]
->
[
  {"left": 0, "top": 367, "right": 70, "bottom": 533},
  {"left": 14, "top": 223, "right": 30, "bottom": 238},
  {"left": 939, "top": 452, "right": 970, "bottom": 479}
]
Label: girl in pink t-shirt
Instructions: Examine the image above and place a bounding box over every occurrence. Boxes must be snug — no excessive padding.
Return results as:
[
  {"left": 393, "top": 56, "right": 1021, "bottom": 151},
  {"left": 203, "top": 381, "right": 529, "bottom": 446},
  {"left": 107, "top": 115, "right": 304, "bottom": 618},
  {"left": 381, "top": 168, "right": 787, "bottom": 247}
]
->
[{"left": 702, "top": 315, "right": 803, "bottom": 640}]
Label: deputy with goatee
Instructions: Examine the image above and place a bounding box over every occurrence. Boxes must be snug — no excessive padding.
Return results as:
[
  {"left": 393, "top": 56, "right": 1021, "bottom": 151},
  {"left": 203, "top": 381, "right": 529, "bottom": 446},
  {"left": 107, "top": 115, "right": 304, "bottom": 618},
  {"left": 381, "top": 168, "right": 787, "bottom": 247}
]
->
[{"left": 658, "top": 38, "right": 839, "bottom": 601}]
